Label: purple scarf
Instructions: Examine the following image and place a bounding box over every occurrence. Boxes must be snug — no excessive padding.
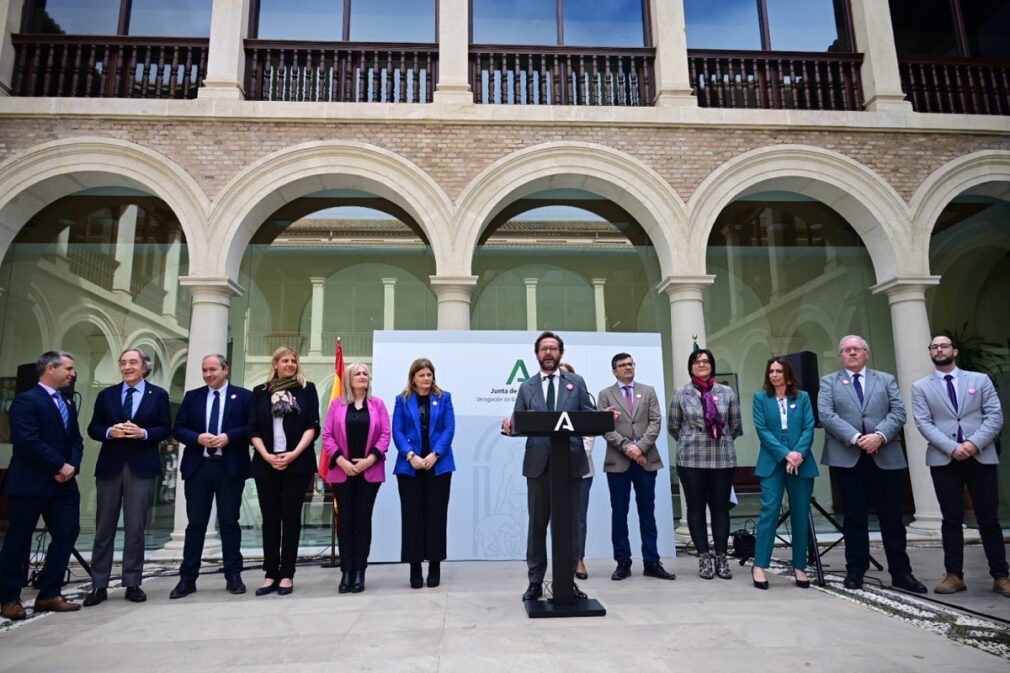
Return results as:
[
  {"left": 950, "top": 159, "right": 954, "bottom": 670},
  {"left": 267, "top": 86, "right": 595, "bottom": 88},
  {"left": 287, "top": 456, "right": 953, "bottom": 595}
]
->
[{"left": 691, "top": 375, "right": 724, "bottom": 440}]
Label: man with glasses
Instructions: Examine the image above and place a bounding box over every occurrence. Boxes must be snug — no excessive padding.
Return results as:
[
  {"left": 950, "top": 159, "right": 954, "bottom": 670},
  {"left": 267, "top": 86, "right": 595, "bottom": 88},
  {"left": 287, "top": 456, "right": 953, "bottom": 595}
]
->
[
  {"left": 911, "top": 334, "right": 1008, "bottom": 597},
  {"left": 819, "top": 335, "right": 927, "bottom": 593},
  {"left": 597, "top": 353, "right": 674, "bottom": 581}
]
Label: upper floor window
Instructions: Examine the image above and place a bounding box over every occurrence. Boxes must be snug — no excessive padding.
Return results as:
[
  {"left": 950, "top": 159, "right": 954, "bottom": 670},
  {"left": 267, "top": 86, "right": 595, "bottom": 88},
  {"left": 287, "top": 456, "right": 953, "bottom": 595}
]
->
[
  {"left": 684, "top": 0, "right": 852, "bottom": 52},
  {"left": 889, "top": 0, "right": 1010, "bottom": 60},
  {"left": 471, "top": 0, "right": 648, "bottom": 47},
  {"left": 24, "top": 0, "right": 212, "bottom": 37},
  {"left": 253, "top": 0, "right": 436, "bottom": 42}
]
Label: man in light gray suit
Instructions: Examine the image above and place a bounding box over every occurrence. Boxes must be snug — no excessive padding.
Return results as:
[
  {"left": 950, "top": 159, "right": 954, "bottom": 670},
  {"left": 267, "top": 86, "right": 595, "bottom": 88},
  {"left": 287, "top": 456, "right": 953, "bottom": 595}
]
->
[
  {"left": 911, "top": 333, "right": 1008, "bottom": 598},
  {"left": 818, "top": 335, "right": 927, "bottom": 593},
  {"left": 502, "top": 331, "right": 595, "bottom": 603},
  {"left": 597, "top": 353, "right": 674, "bottom": 581}
]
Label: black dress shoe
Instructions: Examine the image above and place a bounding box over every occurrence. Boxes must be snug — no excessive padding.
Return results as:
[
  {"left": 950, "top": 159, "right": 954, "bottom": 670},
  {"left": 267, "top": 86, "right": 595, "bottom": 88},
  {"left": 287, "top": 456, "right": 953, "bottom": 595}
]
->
[
  {"left": 751, "top": 567, "right": 769, "bottom": 590},
  {"left": 426, "top": 562, "right": 441, "bottom": 588},
  {"left": 83, "top": 588, "right": 108, "bottom": 607},
  {"left": 226, "top": 576, "right": 246, "bottom": 595},
  {"left": 277, "top": 584, "right": 293, "bottom": 596},
  {"left": 255, "top": 582, "right": 277, "bottom": 596},
  {"left": 643, "top": 562, "right": 676, "bottom": 580},
  {"left": 410, "top": 562, "right": 423, "bottom": 589},
  {"left": 611, "top": 563, "right": 632, "bottom": 581},
  {"left": 350, "top": 570, "right": 365, "bottom": 593},
  {"left": 843, "top": 574, "right": 863, "bottom": 590},
  {"left": 169, "top": 579, "right": 197, "bottom": 600},
  {"left": 892, "top": 574, "right": 928, "bottom": 594},
  {"left": 338, "top": 572, "right": 352, "bottom": 594},
  {"left": 521, "top": 582, "right": 543, "bottom": 601},
  {"left": 124, "top": 586, "right": 147, "bottom": 603},
  {"left": 571, "top": 583, "right": 588, "bottom": 600}
]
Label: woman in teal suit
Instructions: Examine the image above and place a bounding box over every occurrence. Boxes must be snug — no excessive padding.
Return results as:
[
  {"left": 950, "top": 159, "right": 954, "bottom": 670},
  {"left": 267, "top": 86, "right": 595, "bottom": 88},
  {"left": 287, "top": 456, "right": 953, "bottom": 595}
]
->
[{"left": 751, "top": 357, "right": 817, "bottom": 589}]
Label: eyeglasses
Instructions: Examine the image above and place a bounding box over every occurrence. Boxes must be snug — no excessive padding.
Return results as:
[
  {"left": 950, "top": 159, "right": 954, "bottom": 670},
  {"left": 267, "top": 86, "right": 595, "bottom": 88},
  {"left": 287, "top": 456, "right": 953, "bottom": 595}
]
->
[
  {"left": 615, "top": 362, "right": 636, "bottom": 368},
  {"left": 927, "top": 343, "right": 953, "bottom": 351},
  {"left": 840, "top": 347, "right": 867, "bottom": 354},
  {"left": 693, "top": 359, "right": 712, "bottom": 366}
]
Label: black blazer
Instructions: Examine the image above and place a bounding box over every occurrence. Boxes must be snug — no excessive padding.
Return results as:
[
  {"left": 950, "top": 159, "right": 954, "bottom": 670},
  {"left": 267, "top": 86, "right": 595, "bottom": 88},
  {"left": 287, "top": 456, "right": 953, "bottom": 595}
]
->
[
  {"left": 88, "top": 381, "right": 172, "bottom": 479},
  {"left": 4, "top": 384, "right": 84, "bottom": 497},
  {"left": 248, "top": 381, "right": 320, "bottom": 479},
  {"left": 174, "top": 384, "right": 253, "bottom": 482}
]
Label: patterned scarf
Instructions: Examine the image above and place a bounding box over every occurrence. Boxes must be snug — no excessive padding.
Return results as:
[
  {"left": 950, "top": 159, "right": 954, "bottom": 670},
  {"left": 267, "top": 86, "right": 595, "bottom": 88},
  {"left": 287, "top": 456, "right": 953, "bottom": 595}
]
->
[
  {"left": 268, "top": 377, "right": 302, "bottom": 418},
  {"left": 691, "top": 375, "right": 724, "bottom": 440}
]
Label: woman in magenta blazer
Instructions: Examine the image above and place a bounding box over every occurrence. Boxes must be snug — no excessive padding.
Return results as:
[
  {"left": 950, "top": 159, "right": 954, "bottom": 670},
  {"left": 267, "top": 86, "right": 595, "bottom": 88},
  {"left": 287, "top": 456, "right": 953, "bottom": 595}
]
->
[{"left": 321, "top": 362, "right": 390, "bottom": 594}]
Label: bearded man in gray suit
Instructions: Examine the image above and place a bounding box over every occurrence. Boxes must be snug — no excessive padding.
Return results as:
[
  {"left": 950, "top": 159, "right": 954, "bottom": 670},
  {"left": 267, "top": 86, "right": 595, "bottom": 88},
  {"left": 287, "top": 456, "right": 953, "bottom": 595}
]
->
[
  {"left": 911, "top": 333, "right": 1008, "bottom": 598},
  {"left": 818, "top": 334, "right": 927, "bottom": 593}
]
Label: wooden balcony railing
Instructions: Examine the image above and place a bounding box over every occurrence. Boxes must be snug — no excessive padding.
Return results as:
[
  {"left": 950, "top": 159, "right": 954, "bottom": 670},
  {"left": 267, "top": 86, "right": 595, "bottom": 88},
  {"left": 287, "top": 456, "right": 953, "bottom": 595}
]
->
[
  {"left": 244, "top": 40, "right": 437, "bottom": 102},
  {"left": 470, "top": 46, "right": 655, "bottom": 105},
  {"left": 247, "top": 332, "right": 307, "bottom": 355},
  {"left": 688, "top": 50, "right": 864, "bottom": 111},
  {"left": 11, "top": 34, "right": 207, "bottom": 98},
  {"left": 130, "top": 278, "right": 168, "bottom": 315},
  {"left": 898, "top": 58, "right": 1010, "bottom": 115},
  {"left": 67, "top": 249, "right": 118, "bottom": 289}
]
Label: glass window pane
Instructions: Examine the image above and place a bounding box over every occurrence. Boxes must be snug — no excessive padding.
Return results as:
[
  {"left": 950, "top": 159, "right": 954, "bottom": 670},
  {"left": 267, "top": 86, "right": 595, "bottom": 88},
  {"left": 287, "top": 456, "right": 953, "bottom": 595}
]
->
[
  {"left": 349, "top": 0, "right": 435, "bottom": 42},
  {"left": 128, "top": 0, "right": 212, "bottom": 37},
  {"left": 963, "top": 0, "right": 1010, "bottom": 59},
  {"left": 29, "top": 0, "right": 120, "bottom": 35},
  {"left": 472, "top": 0, "right": 558, "bottom": 45},
  {"left": 888, "top": 0, "right": 958, "bottom": 57},
  {"left": 767, "top": 0, "right": 847, "bottom": 52},
  {"left": 562, "top": 0, "right": 645, "bottom": 47},
  {"left": 257, "top": 0, "right": 343, "bottom": 41},
  {"left": 684, "top": 0, "right": 761, "bottom": 50}
]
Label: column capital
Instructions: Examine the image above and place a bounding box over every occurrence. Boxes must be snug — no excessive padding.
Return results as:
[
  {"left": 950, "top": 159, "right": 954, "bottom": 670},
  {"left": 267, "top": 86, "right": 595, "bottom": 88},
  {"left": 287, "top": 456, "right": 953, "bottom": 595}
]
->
[
  {"left": 381, "top": 277, "right": 399, "bottom": 286},
  {"left": 656, "top": 275, "right": 716, "bottom": 300},
  {"left": 871, "top": 276, "right": 941, "bottom": 302},
  {"left": 429, "top": 275, "right": 478, "bottom": 295},
  {"left": 591, "top": 277, "right": 607, "bottom": 287},
  {"left": 309, "top": 276, "right": 326, "bottom": 286},
  {"left": 179, "top": 275, "right": 246, "bottom": 302}
]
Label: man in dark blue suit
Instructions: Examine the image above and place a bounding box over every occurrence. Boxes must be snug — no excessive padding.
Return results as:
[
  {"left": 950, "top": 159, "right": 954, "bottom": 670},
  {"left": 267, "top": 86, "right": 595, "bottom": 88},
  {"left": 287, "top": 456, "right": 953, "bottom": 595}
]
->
[
  {"left": 83, "top": 346, "right": 171, "bottom": 606},
  {"left": 169, "top": 354, "right": 252, "bottom": 598},
  {"left": 0, "top": 351, "right": 83, "bottom": 620}
]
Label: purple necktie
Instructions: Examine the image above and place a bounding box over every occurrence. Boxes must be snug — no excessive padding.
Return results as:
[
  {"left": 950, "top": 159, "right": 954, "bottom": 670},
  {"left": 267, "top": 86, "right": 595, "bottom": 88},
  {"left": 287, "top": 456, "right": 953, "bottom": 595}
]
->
[
  {"left": 945, "top": 375, "right": 963, "bottom": 442},
  {"left": 624, "top": 385, "right": 634, "bottom": 412}
]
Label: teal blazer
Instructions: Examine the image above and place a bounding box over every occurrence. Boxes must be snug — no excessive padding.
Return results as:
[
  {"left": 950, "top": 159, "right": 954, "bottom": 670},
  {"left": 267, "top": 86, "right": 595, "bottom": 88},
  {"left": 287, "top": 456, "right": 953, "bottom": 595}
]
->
[{"left": 752, "top": 390, "right": 818, "bottom": 479}]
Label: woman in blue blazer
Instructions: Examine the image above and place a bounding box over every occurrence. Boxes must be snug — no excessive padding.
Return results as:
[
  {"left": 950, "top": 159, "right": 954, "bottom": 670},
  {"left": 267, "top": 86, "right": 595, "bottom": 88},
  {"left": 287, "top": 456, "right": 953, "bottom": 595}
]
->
[
  {"left": 751, "top": 357, "right": 818, "bottom": 590},
  {"left": 392, "top": 358, "right": 455, "bottom": 589}
]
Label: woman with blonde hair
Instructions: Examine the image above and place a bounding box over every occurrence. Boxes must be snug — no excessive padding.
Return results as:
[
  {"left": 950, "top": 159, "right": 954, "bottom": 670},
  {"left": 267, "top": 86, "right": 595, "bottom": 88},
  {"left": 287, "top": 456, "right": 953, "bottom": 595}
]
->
[
  {"left": 249, "top": 346, "right": 320, "bottom": 596},
  {"left": 392, "top": 358, "right": 456, "bottom": 588},
  {"left": 321, "top": 363, "right": 390, "bottom": 593}
]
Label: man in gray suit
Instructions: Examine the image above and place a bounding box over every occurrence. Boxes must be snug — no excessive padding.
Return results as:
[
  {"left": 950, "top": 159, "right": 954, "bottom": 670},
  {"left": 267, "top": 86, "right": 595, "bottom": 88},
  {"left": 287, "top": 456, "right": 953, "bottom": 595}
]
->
[
  {"left": 597, "top": 353, "right": 674, "bottom": 581},
  {"left": 911, "top": 333, "right": 1008, "bottom": 597},
  {"left": 818, "top": 335, "right": 927, "bottom": 593},
  {"left": 502, "top": 331, "right": 595, "bottom": 602}
]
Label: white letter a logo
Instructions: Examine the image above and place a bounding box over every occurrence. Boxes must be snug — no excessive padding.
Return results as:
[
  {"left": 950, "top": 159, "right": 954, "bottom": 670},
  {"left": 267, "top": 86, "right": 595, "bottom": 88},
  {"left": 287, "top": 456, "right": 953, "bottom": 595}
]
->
[{"left": 553, "top": 411, "right": 574, "bottom": 432}]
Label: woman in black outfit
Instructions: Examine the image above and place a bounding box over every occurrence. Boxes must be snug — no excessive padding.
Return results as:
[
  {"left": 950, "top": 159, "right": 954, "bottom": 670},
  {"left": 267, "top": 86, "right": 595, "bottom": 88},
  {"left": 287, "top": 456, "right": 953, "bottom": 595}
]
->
[{"left": 249, "top": 346, "right": 320, "bottom": 596}]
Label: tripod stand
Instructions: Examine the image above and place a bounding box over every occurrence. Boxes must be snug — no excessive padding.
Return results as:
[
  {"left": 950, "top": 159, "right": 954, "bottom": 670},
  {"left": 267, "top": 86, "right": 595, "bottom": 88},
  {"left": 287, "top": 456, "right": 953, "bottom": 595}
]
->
[
  {"left": 774, "top": 496, "right": 882, "bottom": 586},
  {"left": 26, "top": 527, "right": 93, "bottom": 588}
]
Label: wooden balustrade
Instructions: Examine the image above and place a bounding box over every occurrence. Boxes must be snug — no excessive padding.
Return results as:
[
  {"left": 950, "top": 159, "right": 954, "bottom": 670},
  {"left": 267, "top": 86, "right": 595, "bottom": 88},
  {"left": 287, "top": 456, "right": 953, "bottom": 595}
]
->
[
  {"left": 11, "top": 34, "right": 207, "bottom": 98},
  {"left": 66, "top": 249, "right": 118, "bottom": 289},
  {"left": 470, "top": 46, "right": 654, "bottom": 105},
  {"left": 245, "top": 40, "right": 437, "bottom": 102},
  {"left": 899, "top": 58, "right": 1010, "bottom": 115},
  {"left": 688, "top": 50, "right": 864, "bottom": 111}
]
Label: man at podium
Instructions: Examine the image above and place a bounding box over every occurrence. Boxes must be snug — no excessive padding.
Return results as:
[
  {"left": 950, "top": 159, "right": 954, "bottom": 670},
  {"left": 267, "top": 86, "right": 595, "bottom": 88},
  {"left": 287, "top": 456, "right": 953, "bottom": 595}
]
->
[{"left": 502, "top": 331, "right": 596, "bottom": 603}]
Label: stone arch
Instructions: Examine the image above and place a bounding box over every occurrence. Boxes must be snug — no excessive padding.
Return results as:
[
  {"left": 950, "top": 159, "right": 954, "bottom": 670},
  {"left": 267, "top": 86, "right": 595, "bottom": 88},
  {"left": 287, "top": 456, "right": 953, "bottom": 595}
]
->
[
  {"left": 55, "top": 308, "right": 122, "bottom": 359},
  {"left": 124, "top": 329, "right": 170, "bottom": 383},
  {"left": 0, "top": 136, "right": 208, "bottom": 264},
  {"left": 207, "top": 141, "right": 454, "bottom": 281},
  {"left": 454, "top": 142, "right": 689, "bottom": 277},
  {"left": 688, "top": 145, "right": 914, "bottom": 281}
]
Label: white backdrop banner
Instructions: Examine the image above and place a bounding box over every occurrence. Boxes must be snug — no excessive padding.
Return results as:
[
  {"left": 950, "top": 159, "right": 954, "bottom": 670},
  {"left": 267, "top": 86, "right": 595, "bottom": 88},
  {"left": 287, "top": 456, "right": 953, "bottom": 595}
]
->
[{"left": 368, "top": 330, "right": 675, "bottom": 562}]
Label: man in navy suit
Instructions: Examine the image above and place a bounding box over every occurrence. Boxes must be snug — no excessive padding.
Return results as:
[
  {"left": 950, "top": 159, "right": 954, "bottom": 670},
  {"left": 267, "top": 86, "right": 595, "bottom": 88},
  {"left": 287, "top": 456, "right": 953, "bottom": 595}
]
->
[
  {"left": 0, "top": 351, "right": 84, "bottom": 620},
  {"left": 502, "top": 331, "right": 595, "bottom": 602},
  {"left": 83, "top": 346, "right": 171, "bottom": 606},
  {"left": 169, "top": 354, "right": 252, "bottom": 598}
]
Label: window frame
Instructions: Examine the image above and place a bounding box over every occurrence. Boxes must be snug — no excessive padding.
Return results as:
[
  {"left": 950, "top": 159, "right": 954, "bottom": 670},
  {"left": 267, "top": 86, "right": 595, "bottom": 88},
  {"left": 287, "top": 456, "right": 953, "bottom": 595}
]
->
[
  {"left": 20, "top": 0, "right": 214, "bottom": 36},
  {"left": 248, "top": 0, "right": 439, "bottom": 42},
  {"left": 468, "top": 0, "right": 653, "bottom": 48},
  {"left": 685, "top": 0, "right": 856, "bottom": 53}
]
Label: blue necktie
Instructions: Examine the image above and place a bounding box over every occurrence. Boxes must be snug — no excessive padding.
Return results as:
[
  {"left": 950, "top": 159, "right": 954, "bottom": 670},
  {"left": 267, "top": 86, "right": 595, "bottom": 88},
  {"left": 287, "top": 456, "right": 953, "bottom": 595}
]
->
[
  {"left": 852, "top": 374, "right": 864, "bottom": 405},
  {"left": 208, "top": 390, "right": 221, "bottom": 456},
  {"left": 123, "top": 387, "right": 136, "bottom": 418},
  {"left": 944, "top": 375, "right": 963, "bottom": 442},
  {"left": 53, "top": 392, "right": 69, "bottom": 428}
]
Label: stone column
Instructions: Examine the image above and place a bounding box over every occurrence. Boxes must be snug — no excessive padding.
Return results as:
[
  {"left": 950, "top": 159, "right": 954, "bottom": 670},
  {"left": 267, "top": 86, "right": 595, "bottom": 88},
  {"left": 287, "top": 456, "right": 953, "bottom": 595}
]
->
[
  {"left": 112, "top": 205, "right": 138, "bottom": 299},
  {"left": 849, "top": 0, "right": 913, "bottom": 112},
  {"left": 524, "top": 278, "right": 539, "bottom": 330},
  {"left": 650, "top": 0, "right": 697, "bottom": 107},
  {"left": 161, "top": 231, "right": 181, "bottom": 319},
  {"left": 872, "top": 276, "right": 943, "bottom": 534},
  {"left": 430, "top": 275, "right": 478, "bottom": 330},
  {"left": 199, "top": 0, "right": 251, "bottom": 99},
  {"left": 308, "top": 276, "right": 325, "bottom": 356},
  {"left": 658, "top": 275, "right": 716, "bottom": 543},
  {"left": 0, "top": 0, "right": 24, "bottom": 96},
  {"left": 433, "top": 0, "right": 472, "bottom": 105},
  {"left": 55, "top": 222, "right": 71, "bottom": 265},
  {"left": 592, "top": 278, "right": 607, "bottom": 332},
  {"left": 382, "top": 277, "right": 397, "bottom": 330},
  {"left": 153, "top": 277, "right": 244, "bottom": 559}
]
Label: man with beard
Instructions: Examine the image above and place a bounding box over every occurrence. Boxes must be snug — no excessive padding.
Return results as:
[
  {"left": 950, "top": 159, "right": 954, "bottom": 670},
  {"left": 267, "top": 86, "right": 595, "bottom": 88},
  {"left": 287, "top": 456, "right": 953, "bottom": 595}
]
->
[
  {"left": 502, "top": 331, "right": 595, "bottom": 603},
  {"left": 911, "top": 333, "right": 1008, "bottom": 597}
]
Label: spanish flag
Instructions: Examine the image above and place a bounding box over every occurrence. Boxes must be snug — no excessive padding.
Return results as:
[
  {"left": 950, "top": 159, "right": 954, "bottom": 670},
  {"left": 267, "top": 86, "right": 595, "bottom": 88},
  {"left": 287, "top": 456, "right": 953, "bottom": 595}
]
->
[{"left": 318, "top": 338, "right": 344, "bottom": 476}]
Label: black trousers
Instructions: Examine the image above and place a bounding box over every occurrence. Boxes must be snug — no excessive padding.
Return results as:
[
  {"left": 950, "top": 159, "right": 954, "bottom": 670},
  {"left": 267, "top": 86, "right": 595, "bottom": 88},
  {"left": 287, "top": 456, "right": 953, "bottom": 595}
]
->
[
  {"left": 0, "top": 489, "right": 80, "bottom": 602},
  {"left": 333, "top": 476, "right": 381, "bottom": 572},
  {"left": 255, "top": 470, "right": 312, "bottom": 580},
  {"left": 678, "top": 466, "right": 734, "bottom": 555},
  {"left": 397, "top": 471, "right": 452, "bottom": 563},
  {"left": 180, "top": 460, "right": 245, "bottom": 580},
  {"left": 931, "top": 459, "right": 1008, "bottom": 578}
]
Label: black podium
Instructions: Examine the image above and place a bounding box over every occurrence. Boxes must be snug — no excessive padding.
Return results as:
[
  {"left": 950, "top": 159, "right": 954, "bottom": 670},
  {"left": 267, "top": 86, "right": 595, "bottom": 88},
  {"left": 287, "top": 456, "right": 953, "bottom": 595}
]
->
[{"left": 513, "top": 410, "right": 614, "bottom": 618}]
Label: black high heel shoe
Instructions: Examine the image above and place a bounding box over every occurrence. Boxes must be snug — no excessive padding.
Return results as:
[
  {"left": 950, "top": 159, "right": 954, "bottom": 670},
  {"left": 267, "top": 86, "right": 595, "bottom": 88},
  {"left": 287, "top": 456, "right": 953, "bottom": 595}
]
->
[
  {"left": 426, "top": 562, "right": 441, "bottom": 588},
  {"left": 751, "top": 566, "right": 769, "bottom": 590},
  {"left": 410, "top": 563, "right": 423, "bottom": 589},
  {"left": 794, "top": 570, "right": 810, "bottom": 589}
]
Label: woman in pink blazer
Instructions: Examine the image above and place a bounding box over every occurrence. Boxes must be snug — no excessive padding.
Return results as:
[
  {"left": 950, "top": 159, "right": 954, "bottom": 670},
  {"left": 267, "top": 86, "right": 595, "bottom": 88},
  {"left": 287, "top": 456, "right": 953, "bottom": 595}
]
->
[{"left": 321, "top": 362, "right": 390, "bottom": 594}]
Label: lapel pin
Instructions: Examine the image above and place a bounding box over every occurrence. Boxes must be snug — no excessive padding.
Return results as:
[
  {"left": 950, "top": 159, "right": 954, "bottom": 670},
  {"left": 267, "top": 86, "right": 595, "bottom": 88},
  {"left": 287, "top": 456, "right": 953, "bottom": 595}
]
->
[
  {"left": 432, "top": 400, "right": 438, "bottom": 406},
  {"left": 713, "top": 395, "right": 720, "bottom": 401},
  {"left": 566, "top": 383, "right": 573, "bottom": 390},
  {"left": 230, "top": 394, "right": 237, "bottom": 400},
  {"left": 636, "top": 393, "right": 642, "bottom": 399},
  {"left": 968, "top": 388, "right": 977, "bottom": 395},
  {"left": 790, "top": 403, "right": 797, "bottom": 410}
]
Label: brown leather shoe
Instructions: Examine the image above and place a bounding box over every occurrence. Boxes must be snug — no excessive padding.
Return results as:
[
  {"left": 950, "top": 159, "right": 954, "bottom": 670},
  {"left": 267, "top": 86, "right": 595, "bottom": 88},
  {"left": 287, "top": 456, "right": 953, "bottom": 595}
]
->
[
  {"left": 994, "top": 576, "right": 1010, "bottom": 598},
  {"left": 1, "top": 599, "right": 27, "bottom": 620},
  {"left": 33, "top": 595, "right": 81, "bottom": 612},
  {"left": 934, "top": 573, "right": 966, "bottom": 594}
]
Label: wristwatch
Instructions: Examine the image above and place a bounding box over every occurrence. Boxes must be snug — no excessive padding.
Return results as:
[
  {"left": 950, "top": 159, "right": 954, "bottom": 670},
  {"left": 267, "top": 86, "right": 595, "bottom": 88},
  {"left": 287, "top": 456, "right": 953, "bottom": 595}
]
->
[{"left": 407, "top": 451, "right": 416, "bottom": 461}]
